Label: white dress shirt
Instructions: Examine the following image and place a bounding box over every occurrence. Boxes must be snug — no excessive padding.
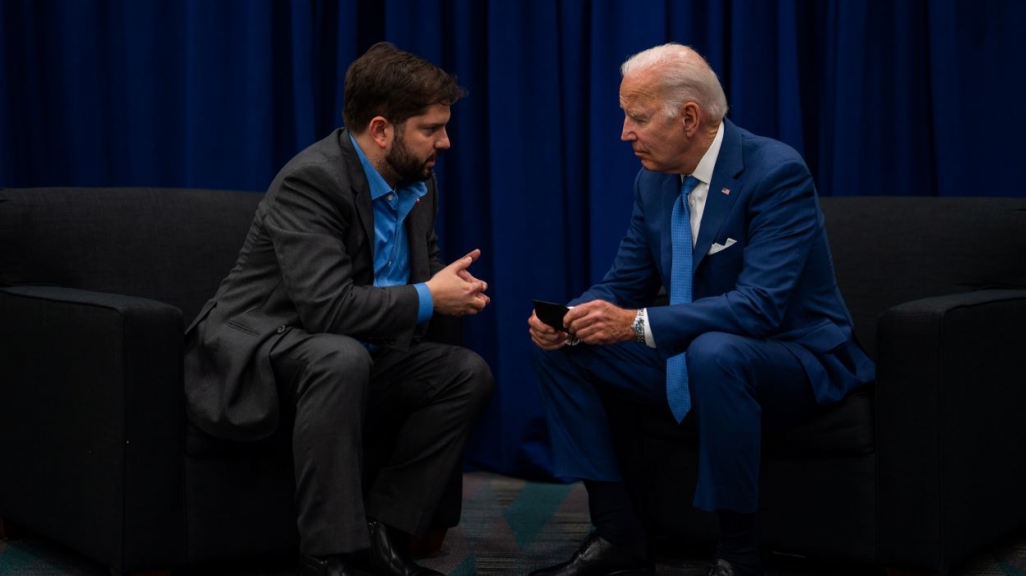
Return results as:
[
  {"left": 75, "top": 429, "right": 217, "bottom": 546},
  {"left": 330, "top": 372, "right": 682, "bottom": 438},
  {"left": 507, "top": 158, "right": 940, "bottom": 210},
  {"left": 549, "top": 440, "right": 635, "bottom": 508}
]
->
[{"left": 641, "top": 121, "right": 726, "bottom": 347}]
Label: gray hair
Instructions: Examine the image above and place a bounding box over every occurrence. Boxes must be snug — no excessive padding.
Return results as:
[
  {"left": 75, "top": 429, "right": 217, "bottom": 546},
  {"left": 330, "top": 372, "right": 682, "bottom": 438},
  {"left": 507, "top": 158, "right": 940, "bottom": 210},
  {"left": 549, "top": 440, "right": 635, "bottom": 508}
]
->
[{"left": 620, "top": 43, "right": 729, "bottom": 123}]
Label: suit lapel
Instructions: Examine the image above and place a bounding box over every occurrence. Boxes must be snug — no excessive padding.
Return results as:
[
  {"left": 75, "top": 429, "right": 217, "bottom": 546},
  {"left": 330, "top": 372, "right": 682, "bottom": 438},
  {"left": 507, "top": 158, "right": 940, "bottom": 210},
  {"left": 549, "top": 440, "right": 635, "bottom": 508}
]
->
[
  {"left": 338, "top": 130, "right": 376, "bottom": 257},
  {"left": 694, "top": 119, "right": 744, "bottom": 270}
]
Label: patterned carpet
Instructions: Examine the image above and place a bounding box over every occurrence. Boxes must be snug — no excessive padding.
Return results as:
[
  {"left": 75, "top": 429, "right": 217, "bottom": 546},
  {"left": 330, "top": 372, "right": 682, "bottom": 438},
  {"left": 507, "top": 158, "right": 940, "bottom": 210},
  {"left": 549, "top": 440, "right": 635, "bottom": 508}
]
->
[{"left": 2, "top": 471, "right": 1026, "bottom": 575}]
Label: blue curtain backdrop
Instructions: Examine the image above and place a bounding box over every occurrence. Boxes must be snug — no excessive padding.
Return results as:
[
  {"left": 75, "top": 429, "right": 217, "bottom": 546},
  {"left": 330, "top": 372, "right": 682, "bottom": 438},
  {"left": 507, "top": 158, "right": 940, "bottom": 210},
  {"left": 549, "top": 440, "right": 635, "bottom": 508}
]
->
[{"left": 3, "top": 0, "right": 1025, "bottom": 478}]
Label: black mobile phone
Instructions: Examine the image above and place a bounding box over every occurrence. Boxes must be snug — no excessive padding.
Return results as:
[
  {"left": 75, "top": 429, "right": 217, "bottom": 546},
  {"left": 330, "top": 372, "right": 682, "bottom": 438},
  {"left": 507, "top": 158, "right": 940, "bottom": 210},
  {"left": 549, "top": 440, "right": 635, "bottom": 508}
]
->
[{"left": 532, "top": 299, "right": 570, "bottom": 330}]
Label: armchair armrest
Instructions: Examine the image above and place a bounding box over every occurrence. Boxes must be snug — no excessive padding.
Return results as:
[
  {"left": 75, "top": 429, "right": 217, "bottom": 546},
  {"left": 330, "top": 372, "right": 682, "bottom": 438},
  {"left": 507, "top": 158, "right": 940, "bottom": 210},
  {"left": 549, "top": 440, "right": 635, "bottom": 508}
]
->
[
  {"left": 875, "top": 289, "right": 1026, "bottom": 571},
  {"left": 0, "top": 286, "right": 186, "bottom": 573}
]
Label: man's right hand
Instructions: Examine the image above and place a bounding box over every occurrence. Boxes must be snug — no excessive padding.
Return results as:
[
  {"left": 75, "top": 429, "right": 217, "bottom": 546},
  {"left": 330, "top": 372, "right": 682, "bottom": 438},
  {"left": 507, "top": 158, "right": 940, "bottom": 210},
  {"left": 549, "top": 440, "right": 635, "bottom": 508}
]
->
[
  {"left": 426, "top": 249, "right": 490, "bottom": 317},
  {"left": 528, "top": 310, "right": 571, "bottom": 350}
]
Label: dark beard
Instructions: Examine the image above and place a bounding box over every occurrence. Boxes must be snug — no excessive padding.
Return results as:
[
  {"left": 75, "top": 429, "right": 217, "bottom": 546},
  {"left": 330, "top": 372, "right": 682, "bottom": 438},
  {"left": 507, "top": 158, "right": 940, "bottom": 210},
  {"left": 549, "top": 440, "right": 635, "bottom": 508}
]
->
[{"left": 385, "top": 131, "right": 436, "bottom": 184}]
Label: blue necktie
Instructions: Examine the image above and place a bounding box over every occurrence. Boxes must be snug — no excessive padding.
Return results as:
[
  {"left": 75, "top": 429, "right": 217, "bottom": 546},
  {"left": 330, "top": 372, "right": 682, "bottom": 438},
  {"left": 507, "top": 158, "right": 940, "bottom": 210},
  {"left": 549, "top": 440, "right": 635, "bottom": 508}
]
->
[{"left": 666, "top": 175, "right": 699, "bottom": 423}]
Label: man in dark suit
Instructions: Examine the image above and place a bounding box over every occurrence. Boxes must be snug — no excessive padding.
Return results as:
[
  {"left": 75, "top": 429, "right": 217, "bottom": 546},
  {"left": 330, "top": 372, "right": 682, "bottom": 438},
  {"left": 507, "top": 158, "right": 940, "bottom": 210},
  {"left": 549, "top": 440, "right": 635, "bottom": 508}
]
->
[
  {"left": 527, "top": 43, "right": 874, "bottom": 576},
  {"left": 184, "top": 42, "right": 494, "bottom": 576}
]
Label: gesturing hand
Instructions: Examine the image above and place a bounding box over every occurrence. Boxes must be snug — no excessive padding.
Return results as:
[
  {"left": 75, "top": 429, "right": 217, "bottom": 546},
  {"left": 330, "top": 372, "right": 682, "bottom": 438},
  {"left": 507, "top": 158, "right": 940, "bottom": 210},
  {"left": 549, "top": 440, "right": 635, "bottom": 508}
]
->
[{"left": 426, "top": 249, "right": 491, "bottom": 317}]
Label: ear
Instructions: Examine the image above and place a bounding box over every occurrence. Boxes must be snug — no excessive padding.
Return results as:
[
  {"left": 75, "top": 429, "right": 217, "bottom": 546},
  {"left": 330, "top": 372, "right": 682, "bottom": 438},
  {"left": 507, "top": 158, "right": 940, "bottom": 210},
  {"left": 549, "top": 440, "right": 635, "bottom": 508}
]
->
[
  {"left": 368, "top": 116, "right": 392, "bottom": 149},
  {"left": 680, "top": 102, "right": 700, "bottom": 136}
]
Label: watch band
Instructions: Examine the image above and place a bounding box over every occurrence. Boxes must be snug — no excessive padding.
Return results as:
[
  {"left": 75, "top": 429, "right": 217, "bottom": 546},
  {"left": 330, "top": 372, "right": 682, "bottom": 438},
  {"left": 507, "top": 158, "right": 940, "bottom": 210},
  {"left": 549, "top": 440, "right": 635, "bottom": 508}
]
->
[{"left": 632, "top": 309, "right": 646, "bottom": 344}]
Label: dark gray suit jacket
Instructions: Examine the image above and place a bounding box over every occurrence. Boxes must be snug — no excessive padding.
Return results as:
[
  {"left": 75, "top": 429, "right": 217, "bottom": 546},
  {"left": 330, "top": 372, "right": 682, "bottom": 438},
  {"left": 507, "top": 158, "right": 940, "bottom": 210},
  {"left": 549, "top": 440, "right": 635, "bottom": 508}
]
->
[{"left": 184, "top": 129, "right": 445, "bottom": 441}]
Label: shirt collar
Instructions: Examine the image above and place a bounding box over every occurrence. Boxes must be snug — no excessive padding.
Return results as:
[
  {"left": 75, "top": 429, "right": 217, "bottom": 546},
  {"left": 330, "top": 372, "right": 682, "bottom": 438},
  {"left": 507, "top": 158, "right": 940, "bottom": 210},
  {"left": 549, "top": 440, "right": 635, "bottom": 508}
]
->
[
  {"left": 688, "top": 121, "right": 725, "bottom": 185},
  {"left": 349, "top": 133, "right": 429, "bottom": 201},
  {"left": 350, "top": 133, "right": 395, "bottom": 200}
]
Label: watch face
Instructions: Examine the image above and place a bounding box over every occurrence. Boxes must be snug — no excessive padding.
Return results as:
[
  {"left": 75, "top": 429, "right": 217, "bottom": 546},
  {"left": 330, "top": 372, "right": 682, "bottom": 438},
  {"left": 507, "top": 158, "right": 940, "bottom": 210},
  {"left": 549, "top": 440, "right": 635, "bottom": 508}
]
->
[{"left": 633, "top": 313, "right": 645, "bottom": 342}]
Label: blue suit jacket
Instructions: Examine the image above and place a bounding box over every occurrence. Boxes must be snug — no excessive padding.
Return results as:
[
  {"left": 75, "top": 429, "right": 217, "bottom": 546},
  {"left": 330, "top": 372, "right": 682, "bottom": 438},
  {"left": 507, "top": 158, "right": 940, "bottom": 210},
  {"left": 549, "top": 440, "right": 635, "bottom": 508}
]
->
[{"left": 575, "top": 119, "right": 874, "bottom": 404}]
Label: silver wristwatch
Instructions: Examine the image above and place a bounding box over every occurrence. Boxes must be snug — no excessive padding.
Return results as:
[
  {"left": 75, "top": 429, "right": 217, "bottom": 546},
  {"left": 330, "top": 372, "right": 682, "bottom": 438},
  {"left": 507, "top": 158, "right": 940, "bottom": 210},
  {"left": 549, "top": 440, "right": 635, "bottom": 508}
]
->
[{"left": 631, "top": 309, "right": 646, "bottom": 343}]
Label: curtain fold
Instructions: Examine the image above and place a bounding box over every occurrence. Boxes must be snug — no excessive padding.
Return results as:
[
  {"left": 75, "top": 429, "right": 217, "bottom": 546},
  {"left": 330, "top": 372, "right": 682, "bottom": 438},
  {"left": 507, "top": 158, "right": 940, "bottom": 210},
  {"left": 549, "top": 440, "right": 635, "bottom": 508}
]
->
[{"left": 2, "top": 0, "right": 1024, "bottom": 478}]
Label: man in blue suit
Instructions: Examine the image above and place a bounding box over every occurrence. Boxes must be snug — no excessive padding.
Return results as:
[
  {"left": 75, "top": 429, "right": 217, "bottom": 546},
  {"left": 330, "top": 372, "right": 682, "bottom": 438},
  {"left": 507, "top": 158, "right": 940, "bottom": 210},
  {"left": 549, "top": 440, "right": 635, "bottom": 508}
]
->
[{"left": 527, "top": 43, "right": 874, "bottom": 576}]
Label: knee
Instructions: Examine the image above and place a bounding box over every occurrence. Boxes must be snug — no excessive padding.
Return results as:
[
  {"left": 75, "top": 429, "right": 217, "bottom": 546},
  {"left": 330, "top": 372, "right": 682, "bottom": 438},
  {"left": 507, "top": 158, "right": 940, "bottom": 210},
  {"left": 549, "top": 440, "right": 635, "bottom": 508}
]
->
[
  {"left": 529, "top": 343, "right": 567, "bottom": 385},
  {"left": 296, "top": 336, "right": 373, "bottom": 397},
  {"left": 314, "top": 338, "right": 372, "bottom": 376},
  {"left": 450, "top": 347, "right": 495, "bottom": 409},
  {"left": 686, "top": 332, "right": 752, "bottom": 394}
]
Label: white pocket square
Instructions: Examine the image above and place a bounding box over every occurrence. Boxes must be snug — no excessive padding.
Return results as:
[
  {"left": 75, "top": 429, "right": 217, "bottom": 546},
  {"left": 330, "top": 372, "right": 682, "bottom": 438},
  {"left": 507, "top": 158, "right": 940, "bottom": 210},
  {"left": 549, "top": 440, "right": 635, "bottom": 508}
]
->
[{"left": 708, "top": 238, "right": 737, "bottom": 255}]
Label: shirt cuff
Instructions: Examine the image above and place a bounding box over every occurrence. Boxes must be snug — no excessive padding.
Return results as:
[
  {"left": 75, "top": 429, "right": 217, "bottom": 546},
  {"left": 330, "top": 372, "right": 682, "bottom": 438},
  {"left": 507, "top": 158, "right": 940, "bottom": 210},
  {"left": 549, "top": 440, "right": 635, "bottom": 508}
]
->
[
  {"left": 641, "top": 308, "right": 656, "bottom": 348},
  {"left": 413, "top": 283, "right": 434, "bottom": 324}
]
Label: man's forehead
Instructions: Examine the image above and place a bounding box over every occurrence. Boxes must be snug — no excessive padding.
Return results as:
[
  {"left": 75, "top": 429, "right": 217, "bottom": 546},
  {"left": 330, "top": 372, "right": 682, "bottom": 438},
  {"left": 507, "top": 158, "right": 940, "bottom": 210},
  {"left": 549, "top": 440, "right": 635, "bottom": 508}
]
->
[
  {"left": 410, "top": 103, "right": 451, "bottom": 123},
  {"left": 620, "top": 74, "right": 660, "bottom": 107},
  {"left": 620, "top": 88, "right": 657, "bottom": 114}
]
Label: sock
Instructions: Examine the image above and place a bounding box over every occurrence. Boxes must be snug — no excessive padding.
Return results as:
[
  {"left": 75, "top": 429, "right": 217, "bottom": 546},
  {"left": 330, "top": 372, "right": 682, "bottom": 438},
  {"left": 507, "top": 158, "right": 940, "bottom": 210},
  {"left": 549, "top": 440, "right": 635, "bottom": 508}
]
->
[
  {"left": 716, "top": 509, "right": 761, "bottom": 574},
  {"left": 583, "top": 480, "right": 648, "bottom": 553}
]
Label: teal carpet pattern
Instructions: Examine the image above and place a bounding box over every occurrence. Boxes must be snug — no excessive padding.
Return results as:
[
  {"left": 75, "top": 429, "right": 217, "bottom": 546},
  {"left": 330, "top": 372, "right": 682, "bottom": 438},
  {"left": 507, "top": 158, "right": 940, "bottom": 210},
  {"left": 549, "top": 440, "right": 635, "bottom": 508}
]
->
[{"left": 3, "top": 471, "right": 1026, "bottom": 575}]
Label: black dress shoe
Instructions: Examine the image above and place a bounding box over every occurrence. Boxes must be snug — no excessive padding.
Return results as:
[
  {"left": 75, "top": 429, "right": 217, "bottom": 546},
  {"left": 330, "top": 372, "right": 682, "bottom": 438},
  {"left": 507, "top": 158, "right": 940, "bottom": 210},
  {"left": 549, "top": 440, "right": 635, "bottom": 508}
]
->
[
  {"left": 365, "top": 519, "right": 444, "bottom": 576},
  {"left": 705, "top": 558, "right": 763, "bottom": 576},
  {"left": 527, "top": 532, "right": 653, "bottom": 576},
  {"left": 298, "top": 553, "right": 368, "bottom": 576}
]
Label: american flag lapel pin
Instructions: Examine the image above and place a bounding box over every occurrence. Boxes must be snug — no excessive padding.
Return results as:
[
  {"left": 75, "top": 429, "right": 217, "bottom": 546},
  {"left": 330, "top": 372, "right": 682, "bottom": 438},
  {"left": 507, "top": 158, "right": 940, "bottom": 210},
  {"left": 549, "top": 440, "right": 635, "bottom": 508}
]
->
[{"left": 721, "top": 187, "right": 731, "bottom": 195}]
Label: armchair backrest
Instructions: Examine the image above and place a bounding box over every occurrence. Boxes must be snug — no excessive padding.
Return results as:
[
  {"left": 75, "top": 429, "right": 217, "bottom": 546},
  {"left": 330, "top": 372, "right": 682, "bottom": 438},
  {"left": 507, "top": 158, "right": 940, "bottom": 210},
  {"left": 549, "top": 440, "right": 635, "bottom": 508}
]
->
[
  {"left": 0, "top": 187, "right": 263, "bottom": 325},
  {"left": 819, "top": 196, "right": 1026, "bottom": 359}
]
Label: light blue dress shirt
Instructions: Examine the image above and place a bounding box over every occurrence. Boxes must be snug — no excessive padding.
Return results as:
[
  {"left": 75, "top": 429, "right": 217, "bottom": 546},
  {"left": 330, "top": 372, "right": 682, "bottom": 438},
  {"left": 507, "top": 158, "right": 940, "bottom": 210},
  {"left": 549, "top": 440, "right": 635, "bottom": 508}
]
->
[{"left": 350, "top": 134, "right": 434, "bottom": 324}]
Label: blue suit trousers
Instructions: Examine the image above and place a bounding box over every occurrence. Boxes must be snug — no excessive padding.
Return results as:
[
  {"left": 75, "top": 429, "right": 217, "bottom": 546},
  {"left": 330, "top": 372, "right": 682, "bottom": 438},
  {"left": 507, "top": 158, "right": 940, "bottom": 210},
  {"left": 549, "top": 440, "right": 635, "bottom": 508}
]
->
[{"left": 531, "top": 332, "right": 819, "bottom": 513}]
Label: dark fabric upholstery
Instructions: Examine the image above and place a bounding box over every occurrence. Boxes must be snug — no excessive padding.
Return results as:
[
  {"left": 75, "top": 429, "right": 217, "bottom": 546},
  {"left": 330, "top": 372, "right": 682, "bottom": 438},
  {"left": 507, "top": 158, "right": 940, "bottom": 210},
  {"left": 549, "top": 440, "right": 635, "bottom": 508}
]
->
[
  {"left": 875, "top": 291, "right": 1026, "bottom": 569},
  {"left": 0, "top": 286, "right": 185, "bottom": 572},
  {"left": 184, "top": 441, "right": 299, "bottom": 563},
  {"left": 820, "top": 197, "right": 1026, "bottom": 358},
  {"left": 0, "top": 187, "right": 464, "bottom": 573},
  {"left": 0, "top": 187, "right": 262, "bottom": 325},
  {"left": 605, "top": 197, "right": 1026, "bottom": 573}
]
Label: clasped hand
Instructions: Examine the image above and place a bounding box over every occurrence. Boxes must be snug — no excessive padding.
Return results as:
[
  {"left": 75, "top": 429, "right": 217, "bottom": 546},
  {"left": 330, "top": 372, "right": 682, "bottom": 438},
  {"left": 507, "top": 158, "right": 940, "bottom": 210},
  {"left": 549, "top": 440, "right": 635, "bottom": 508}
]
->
[
  {"left": 427, "top": 248, "right": 490, "bottom": 317},
  {"left": 528, "top": 300, "right": 635, "bottom": 349}
]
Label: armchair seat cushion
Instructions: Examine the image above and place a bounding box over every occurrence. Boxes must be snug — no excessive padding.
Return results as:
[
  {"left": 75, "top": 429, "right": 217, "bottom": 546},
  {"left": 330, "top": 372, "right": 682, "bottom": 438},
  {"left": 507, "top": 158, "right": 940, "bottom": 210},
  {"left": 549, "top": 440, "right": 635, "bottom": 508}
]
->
[
  {"left": 766, "top": 390, "right": 875, "bottom": 457},
  {"left": 185, "top": 420, "right": 292, "bottom": 460},
  {"left": 641, "top": 390, "right": 875, "bottom": 458}
]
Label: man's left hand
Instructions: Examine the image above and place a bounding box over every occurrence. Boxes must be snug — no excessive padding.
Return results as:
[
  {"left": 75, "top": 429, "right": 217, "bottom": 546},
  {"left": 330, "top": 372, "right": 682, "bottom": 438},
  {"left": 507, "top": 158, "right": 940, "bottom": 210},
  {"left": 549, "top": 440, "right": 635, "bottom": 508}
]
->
[{"left": 563, "top": 300, "right": 635, "bottom": 346}]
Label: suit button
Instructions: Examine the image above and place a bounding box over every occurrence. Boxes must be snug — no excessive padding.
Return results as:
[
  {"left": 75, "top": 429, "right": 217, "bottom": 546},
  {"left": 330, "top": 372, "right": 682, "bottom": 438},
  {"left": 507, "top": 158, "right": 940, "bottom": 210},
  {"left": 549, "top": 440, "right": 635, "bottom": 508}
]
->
[{"left": 276, "top": 325, "right": 286, "bottom": 334}]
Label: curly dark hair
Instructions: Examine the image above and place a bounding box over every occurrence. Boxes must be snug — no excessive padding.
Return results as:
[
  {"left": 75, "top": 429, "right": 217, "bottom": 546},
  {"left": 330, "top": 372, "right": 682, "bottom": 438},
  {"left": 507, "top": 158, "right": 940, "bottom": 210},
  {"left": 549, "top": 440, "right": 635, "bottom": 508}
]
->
[{"left": 342, "top": 42, "right": 467, "bottom": 132}]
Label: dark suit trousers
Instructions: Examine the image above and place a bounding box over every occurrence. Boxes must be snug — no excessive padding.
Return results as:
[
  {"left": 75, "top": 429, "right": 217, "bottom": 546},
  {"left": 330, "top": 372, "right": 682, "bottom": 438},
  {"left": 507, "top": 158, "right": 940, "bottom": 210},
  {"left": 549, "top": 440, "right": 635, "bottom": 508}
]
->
[
  {"left": 268, "top": 329, "right": 494, "bottom": 556},
  {"left": 531, "top": 331, "right": 818, "bottom": 514}
]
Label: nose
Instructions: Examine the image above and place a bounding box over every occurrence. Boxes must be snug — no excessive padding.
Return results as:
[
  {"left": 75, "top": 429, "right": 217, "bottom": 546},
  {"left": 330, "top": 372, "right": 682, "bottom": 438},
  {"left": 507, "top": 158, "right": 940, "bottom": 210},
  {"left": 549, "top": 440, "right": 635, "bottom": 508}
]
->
[
  {"left": 437, "top": 129, "right": 451, "bottom": 150},
  {"left": 621, "top": 118, "right": 634, "bottom": 142}
]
